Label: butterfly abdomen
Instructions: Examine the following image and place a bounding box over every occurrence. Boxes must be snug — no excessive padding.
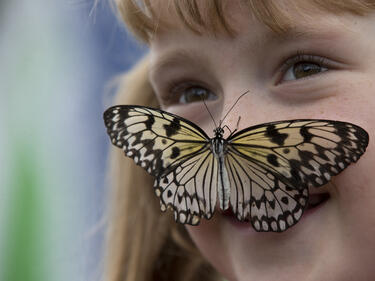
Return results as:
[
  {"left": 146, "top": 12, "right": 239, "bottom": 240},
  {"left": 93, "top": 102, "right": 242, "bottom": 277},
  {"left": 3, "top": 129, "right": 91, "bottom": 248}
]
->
[{"left": 211, "top": 137, "right": 230, "bottom": 210}]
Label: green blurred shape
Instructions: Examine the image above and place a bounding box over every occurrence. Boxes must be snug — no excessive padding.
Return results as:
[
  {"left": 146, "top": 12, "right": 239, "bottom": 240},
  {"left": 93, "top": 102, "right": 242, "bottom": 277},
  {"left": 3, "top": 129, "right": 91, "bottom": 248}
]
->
[{"left": 2, "top": 145, "right": 47, "bottom": 281}]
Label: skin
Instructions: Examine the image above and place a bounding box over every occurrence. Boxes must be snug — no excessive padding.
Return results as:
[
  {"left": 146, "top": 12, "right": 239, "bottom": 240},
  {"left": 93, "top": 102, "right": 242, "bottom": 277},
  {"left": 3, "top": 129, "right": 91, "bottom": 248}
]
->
[{"left": 148, "top": 1, "right": 375, "bottom": 280}]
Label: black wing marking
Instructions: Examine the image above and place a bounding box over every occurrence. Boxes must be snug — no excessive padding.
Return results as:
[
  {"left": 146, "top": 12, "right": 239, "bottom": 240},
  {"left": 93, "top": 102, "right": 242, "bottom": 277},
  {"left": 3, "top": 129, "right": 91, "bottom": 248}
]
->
[{"left": 104, "top": 105, "right": 210, "bottom": 177}]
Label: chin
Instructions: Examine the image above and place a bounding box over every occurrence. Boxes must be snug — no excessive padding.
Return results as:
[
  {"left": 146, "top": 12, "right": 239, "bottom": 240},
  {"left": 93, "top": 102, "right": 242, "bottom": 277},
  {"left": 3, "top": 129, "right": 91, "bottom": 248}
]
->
[{"left": 187, "top": 184, "right": 341, "bottom": 281}]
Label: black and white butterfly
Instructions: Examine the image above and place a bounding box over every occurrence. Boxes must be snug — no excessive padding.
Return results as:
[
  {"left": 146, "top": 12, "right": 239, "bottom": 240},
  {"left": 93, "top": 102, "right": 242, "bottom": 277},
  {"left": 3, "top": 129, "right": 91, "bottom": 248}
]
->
[{"left": 103, "top": 104, "right": 368, "bottom": 232}]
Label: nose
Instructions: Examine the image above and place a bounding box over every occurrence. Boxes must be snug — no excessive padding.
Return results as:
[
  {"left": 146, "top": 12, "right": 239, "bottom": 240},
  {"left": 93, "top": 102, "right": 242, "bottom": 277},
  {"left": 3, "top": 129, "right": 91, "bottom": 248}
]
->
[
  {"left": 219, "top": 84, "right": 278, "bottom": 133},
  {"left": 220, "top": 91, "right": 250, "bottom": 123},
  {"left": 219, "top": 90, "right": 254, "bottom": 132}
]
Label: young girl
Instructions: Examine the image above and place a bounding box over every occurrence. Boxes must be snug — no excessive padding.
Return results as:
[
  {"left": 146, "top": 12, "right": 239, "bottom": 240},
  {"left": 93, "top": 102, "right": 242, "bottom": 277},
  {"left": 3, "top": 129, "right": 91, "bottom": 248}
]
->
[{"left": 102, "top": 1, "right": 375, "bottom": 280}]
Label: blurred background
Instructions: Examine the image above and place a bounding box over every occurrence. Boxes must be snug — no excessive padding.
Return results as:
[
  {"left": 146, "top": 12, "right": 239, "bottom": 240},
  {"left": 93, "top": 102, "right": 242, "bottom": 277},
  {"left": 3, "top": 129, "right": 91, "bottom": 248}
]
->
[{"left": 0, "top": 0, "right": 145, "bottom": 280}]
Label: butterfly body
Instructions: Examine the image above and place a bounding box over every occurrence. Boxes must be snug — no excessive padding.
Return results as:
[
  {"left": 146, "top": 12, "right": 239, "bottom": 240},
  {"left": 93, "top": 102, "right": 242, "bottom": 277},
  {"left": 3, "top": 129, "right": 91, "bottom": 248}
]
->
[
  {"left": 210, "top": 131, "right": 231, "bottom": 211},
  {"left": 104, "top": 105, "right": 369, "bottom": 232}
]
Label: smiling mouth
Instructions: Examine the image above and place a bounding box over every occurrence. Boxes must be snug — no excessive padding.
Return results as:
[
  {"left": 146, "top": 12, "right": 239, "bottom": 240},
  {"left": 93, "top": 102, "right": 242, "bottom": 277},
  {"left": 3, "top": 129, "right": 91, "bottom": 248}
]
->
[{"left": 306, "top": 192, "right": 330, "bottom": 210}]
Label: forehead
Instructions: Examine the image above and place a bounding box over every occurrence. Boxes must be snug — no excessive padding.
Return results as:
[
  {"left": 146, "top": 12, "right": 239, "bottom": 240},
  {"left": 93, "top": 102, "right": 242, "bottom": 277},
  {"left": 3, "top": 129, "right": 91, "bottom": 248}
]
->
[
  {"left": 148, "top": 0, "right": 357, "bottom": 70},
  {"left": 148, "top": 0, "right": 357, "bottom": 39}
]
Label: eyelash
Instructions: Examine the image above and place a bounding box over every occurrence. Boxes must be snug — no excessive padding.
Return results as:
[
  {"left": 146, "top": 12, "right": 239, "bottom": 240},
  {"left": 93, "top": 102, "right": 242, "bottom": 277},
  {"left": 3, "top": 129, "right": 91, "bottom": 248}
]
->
[
  {"left": 283, "top": 52, "right": 328, "bottom": 67},
  {"left": 162, "top": 80, "right": 216, "bottom": 105},
  {"left": 278, "top": 52, "right": 330, "bottom": 81}
]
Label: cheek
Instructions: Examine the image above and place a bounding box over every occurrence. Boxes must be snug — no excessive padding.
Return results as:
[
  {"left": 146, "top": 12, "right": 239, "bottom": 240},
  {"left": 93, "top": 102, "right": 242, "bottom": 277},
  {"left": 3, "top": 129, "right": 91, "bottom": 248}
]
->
[
  {"left": 185, "top": 219, "right": 236, "bottom": 280},
  {"left": 328, "top": 116, "right": 375, "bottom": 268},
  {"left": 335, "top": 142, "right": 375, "bottom": 226}
]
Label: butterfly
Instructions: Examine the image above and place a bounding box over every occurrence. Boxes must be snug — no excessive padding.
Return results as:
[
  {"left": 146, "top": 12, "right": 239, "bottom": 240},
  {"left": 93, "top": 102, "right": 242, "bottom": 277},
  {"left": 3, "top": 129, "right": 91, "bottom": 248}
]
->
[{"left": 103, "top": 104, "right": 369, "bottom": 232}]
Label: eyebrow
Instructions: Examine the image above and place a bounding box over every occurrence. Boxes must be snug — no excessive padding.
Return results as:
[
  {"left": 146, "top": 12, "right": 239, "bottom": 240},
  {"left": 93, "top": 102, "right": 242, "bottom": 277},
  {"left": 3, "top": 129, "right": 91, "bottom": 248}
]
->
[
  {"left": 275, "top": 24, "right": 348, "bottom": 41},
  {"left": 240, "top": 25, "right": 348, "bottom": 57},
  {"left": 149, "top": 49, "right": 205, "bottom": 79}
]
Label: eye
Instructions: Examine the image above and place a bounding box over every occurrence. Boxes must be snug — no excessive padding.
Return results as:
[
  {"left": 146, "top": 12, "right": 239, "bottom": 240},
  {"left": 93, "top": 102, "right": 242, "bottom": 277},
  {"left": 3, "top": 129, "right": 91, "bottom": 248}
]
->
[
  {"left": 280, "top": 54, "right": 329, "bottom": 83},
  {"left": 171, "top": 84, "right": 217, "bottom": 104},
  {"left": 179, "top": 86, "right": 217, "bottom": 103}
]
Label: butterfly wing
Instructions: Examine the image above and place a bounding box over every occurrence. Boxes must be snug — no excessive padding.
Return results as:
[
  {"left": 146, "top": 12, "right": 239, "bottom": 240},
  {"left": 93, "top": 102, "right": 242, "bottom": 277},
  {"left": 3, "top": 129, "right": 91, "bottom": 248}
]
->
[
  {"left": 226, "top": 119, "right": 369, "bottom": 232},
  {"left": 224, "top": 149, "right": 309, "bottom": 232},
  {"left": 154, "top": 147, "right": 218, "bottom": 225},
  {"left": 103, "top": 105, "right": 216, "bottom": 224}
]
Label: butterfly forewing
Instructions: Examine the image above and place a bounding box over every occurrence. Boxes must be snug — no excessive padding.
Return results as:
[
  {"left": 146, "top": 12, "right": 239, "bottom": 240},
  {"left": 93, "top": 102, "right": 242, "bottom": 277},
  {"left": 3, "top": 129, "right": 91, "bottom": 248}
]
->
[
  {"left": 228, "top": 120, "right": 368, "bottom": 189},
  {"left": 104, "top": 105, "right": 209, "bottom": 177}
]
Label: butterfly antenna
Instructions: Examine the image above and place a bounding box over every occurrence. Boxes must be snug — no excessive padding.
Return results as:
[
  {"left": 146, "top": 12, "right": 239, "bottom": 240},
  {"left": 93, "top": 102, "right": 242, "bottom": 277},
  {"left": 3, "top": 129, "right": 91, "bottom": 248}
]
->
[
  {"left": 201, "top": 95, "right": 218, "bottom": 129},
  {"left": 220, "top": 90, "right": 250, "bottom": 126}
]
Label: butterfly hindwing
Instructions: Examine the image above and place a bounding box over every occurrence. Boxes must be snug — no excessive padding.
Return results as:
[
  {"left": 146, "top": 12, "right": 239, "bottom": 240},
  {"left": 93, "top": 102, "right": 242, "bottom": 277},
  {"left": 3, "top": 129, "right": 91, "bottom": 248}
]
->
[
  {"left": 225, "top": 148, "right": 308, "bottom": 232},
  {"left": 154, "top": 147, "right": 218, "bottom": 225},
  {"left": 104, "top": 105, "right": 209, "bottom": 177}
]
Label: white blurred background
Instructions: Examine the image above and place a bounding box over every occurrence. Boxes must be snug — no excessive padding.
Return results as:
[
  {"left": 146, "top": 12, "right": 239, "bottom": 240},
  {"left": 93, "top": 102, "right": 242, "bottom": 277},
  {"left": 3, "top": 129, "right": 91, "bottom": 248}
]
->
[{"left": 0, "top": 1, "right": 145, "bottom": 280}]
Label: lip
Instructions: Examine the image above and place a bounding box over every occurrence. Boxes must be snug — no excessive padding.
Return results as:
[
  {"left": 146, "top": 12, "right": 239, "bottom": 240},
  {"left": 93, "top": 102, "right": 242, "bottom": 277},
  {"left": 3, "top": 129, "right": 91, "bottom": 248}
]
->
[
  {"left": 303, "top": 192, "right": 330, "bottom": 217},
  {"left": 221, "top": 193, "right": 330, "bottom": 234}
]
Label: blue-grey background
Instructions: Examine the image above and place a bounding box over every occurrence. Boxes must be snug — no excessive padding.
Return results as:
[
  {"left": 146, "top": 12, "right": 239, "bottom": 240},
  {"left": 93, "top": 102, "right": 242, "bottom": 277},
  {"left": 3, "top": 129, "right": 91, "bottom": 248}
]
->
[{"left": 0, "top": 1, "right": 145, "bottom": 280}]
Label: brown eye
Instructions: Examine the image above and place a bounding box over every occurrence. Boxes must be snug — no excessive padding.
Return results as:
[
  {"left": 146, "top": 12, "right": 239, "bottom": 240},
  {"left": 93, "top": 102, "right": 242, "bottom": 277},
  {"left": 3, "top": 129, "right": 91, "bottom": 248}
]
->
[
  {"left": 179, "top": 87, "right": 217, "bottom": 104},
  {"left": 293, "top": 62, "right": 323, "bottom": 78},
  {"left": 281, "top": 55, "right": 329, "bottom": 82}
]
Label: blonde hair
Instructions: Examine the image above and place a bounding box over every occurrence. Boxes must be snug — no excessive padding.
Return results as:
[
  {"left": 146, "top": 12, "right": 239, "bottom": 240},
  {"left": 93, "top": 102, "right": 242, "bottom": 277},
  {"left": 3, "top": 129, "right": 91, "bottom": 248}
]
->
[
  {"left": 102, "top": 55, "right": 218, "bottom": 281},
  {"left": 103, "top": 1, "right": 375, "bottom": 281},
  {"left": 115, "top": 0, "right": 375, "bottom": 43}
]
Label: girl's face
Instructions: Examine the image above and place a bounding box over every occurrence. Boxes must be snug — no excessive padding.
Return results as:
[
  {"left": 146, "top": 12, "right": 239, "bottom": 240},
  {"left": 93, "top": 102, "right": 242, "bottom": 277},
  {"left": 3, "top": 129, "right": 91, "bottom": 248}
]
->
[{"left": 149, "top": 2, "right": 375, "bottom": 280}]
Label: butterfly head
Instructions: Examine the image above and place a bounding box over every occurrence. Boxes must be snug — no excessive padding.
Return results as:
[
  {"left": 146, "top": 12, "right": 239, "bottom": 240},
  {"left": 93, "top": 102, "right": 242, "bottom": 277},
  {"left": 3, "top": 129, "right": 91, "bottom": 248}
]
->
[{"left": 214, "top": 126, "right": 225, "bottom": 138}]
